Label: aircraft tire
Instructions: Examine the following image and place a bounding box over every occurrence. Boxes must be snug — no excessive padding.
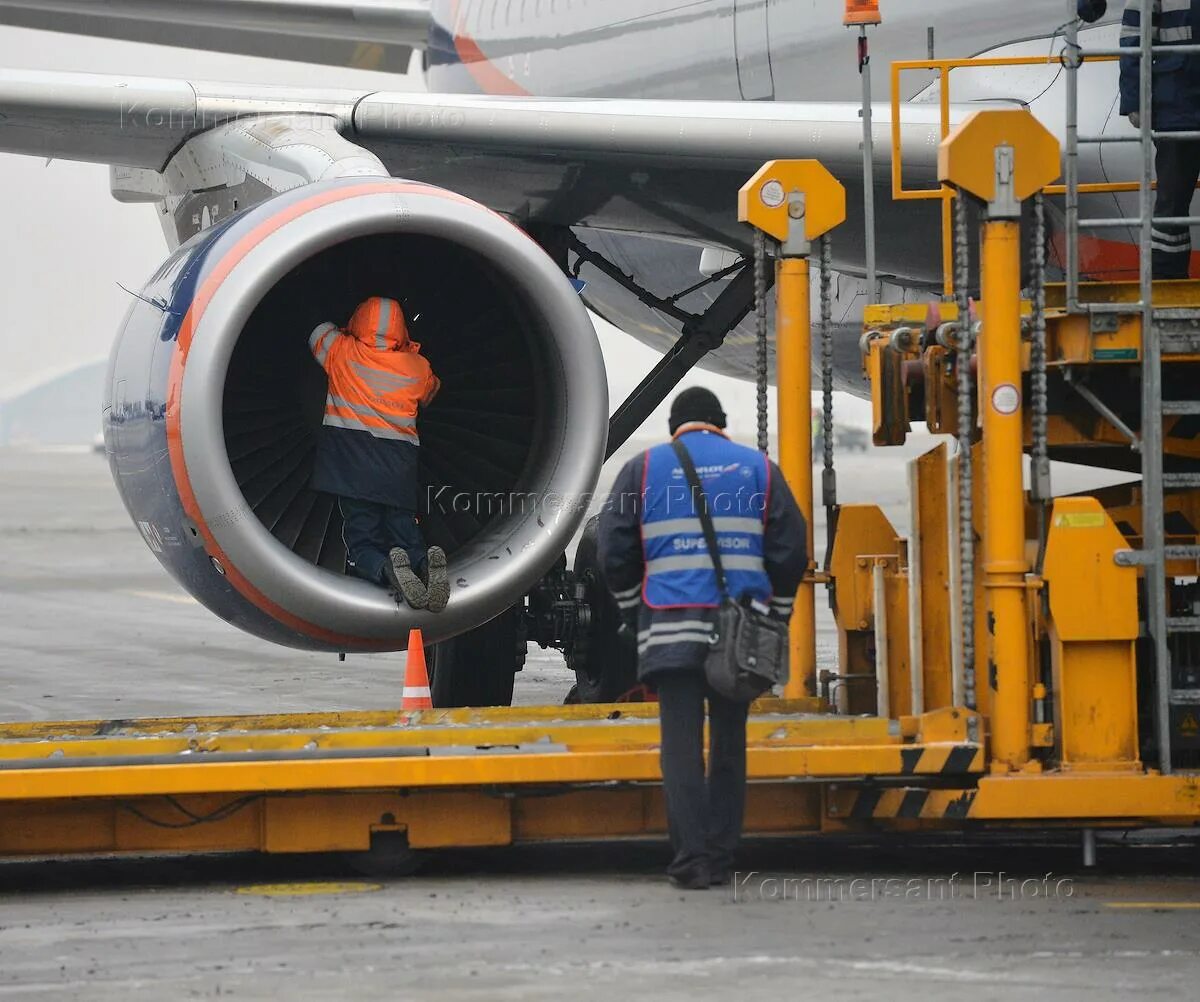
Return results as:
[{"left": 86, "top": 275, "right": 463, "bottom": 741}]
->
[
  {"left": 428, "top": 605, "right": 523, "bottom": 707},
  {"left": 567, "top": 516, "right": 639, "bottom": 703}
]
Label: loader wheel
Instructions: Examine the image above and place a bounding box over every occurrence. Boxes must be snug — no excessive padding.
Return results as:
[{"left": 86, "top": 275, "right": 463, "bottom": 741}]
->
[
  {"left": 428, "top": 605, "right": 525, "bottom": 707},
  {"left": 566, "top": 516, "right": 638, "bottom": 703},
  {"left": 343, "top": 830, "right": 425, "bottom": 878}
]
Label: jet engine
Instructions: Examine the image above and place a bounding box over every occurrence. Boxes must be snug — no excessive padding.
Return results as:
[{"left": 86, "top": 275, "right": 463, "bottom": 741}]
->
[{"left": 104, "top": 178, "right": 607, "bottom": 654}]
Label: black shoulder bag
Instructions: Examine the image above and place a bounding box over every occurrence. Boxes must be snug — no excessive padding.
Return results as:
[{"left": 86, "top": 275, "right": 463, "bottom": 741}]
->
[{"left": 671, "top": 439, "right": 790, "bottom": 702}]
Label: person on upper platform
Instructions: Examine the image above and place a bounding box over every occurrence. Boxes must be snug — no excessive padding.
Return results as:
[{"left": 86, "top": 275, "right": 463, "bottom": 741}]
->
[
  {"left": 597, "top": 387, "right": 807, "bottom": 889},
  {"left": 308, "top": 296, "right": 449, "bottom": 612},
  {"left": 1117, "top": 0, "right": 1200, "bottom": 278}
]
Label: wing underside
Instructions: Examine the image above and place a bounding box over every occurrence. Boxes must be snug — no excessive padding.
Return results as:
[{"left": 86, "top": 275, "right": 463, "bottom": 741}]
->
[
  {"left": 0, "top": 0, "right": 429, "bottom": 72},
  {"left": 0, "top": 68, "right": 969, "bottom": 387},
  {"left": 0, "top": 69, "right": 957, "bottom": 277}
]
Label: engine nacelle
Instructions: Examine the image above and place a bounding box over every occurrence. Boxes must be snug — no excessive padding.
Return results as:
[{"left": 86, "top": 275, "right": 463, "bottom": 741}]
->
[{"left": 105, "top": 178, "right": 607, "bottom": 651}]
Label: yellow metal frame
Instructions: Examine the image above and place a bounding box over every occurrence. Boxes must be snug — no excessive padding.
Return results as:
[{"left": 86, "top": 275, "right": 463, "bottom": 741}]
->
[
  {"left": 0, "top": 701, "right": 990, "bottom": 859},
  {"left": 1042, "top": 498, "right": 1141, "bottom": 771},
  {"left": 890, "top": 54, "right": 1120, "bottom": 295},
  {"left": 2, "top": 695, "right": 1198, "bottom": 861},
  {"left": 937, "top": 109, "right": 1061, "bottom": 772},
  {"left": 739, "top": 160, "right": 846, "bottom": 698}
]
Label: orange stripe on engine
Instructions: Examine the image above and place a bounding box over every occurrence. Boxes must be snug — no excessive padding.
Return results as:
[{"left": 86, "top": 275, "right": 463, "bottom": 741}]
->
[{"left": 164, "top": 181, "right": 455, "bottom": 646}]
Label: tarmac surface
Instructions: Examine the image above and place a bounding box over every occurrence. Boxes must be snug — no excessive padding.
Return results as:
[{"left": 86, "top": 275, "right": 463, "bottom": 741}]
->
[
  {"left": 0, "top": 836, "right": 1197, "bottom": 1000},
  {"left": 2, "top": 445, "right": 1195, "bottom": 1001},
  {"left": 0, "top": 442, "right": 930, "bottom": 720}
]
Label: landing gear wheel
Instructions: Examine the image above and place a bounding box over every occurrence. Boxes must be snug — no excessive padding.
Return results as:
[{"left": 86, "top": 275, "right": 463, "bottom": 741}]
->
[
  {"left": 567, "top": 516, "right": 638, "bottom": 703},
  {"left": 428, "top": 605, "right": 525, "bottom": 707}
]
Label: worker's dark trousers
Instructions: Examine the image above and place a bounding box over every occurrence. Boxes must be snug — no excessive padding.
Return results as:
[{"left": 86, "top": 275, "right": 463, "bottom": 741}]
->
[
  {"left": 1152, "top": 138, "right": 1200, "bottom": 280},
  {"left": 655, "top": 670, "right": 750, "bottom": 882},
  {"left": 338, "top": 498, "right": 426, "bottom": 585}
]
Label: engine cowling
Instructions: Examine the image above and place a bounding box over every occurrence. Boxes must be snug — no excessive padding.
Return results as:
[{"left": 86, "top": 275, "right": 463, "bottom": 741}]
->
[{"left": 105, "top": 178, "right": 607, "bottom": 651}]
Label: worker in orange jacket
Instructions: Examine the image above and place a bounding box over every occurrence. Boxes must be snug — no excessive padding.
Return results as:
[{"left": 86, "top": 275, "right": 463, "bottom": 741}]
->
[{"left": 308, "top": 296, "right": 448, "bottom": 611}]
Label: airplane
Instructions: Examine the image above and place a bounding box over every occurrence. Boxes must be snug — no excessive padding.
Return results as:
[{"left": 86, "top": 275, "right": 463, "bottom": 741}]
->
[{"left": 0, "top": 1, "right": 1143, "bottom": 705}]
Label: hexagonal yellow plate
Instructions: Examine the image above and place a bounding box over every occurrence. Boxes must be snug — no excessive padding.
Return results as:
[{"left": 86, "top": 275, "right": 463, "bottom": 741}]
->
[
  {"left": 738, "top": 160, "right": 847, "bottom": 242},
  {"left": 938, "top": 109, "right": 1061, "bottom": 203}
]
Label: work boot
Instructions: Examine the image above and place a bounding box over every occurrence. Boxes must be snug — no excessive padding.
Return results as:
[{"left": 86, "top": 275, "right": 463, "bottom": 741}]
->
[
  {"left": 424, "top": 545, "right": 450, "bottom": 613},
  {"left": 668, "top": 868, "right": 710, "bottom": 891},
  {"left": 388, "top": 547, "right": 428, "bottom": 609}
]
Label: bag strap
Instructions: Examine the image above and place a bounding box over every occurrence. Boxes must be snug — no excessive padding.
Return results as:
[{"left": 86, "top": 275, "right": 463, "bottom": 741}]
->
[{"left": 671, "top": 438, "right": 729, "bottom": 600}]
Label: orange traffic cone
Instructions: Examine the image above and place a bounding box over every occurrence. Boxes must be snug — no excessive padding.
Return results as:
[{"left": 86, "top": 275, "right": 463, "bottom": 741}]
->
[{"left": 402, "top": 628, "right": 432, "bottom": 710}]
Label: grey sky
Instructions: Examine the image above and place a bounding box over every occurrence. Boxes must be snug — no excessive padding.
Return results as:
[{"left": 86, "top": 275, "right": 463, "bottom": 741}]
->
[{"left": 0, "top": 23, "right": 869, "bottom": 438}]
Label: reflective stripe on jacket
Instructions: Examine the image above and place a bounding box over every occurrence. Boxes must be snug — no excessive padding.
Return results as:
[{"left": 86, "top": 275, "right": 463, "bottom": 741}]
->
[
  {"left": 308, "top": 297, "right": 440, "bottom": 445},
  {"left": 640, "top": 429, "right": 771, "bottom": 608},
  {"left": 597, "top": 426, "right": 808, "bottom": 681},
  {"left": 1120, "top": 0, "right": 1200, "bottom": 130},
  {"left": 308, "top": 297, "right": 440, "bottom": 508}
]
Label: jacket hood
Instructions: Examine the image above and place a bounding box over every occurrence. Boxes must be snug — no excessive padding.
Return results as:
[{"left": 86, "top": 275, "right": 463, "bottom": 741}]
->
[{"left": 346, "top": 297, "right": 417, "bottom": 352}]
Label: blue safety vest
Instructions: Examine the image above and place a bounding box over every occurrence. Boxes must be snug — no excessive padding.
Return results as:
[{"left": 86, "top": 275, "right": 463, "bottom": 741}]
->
[{"left": 640, "top": 430, "right": 772, "bottom": 608}]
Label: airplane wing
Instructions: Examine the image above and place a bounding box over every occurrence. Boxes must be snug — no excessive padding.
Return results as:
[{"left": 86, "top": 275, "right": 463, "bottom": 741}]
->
[
  {"left": 0, "top": 69, "right": 959, "bottom": 281},
  {"left": 0, "top": 1, "right": 429, "bottom": 73}
]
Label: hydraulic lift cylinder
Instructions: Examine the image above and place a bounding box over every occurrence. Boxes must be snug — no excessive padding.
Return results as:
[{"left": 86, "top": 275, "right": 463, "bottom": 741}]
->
[
  {"left": 739, "top": 161, "right": 846, "bottom": 699},
  {"left": 979, "top": 219, "right": 1031, "bottom": 769},
  {"left": 938, "top": 109, "right": 1060, "bottom": 770},
  {"left": 775, "top": 255, "right": 817, "bottom": 696}
]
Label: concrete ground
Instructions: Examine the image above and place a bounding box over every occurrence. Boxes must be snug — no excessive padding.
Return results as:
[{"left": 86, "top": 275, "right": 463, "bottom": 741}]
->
[
  {"left": 0, "top": 836, "right": 1197, "bottom": 1000},
  {"left": 3, "top": 445, "right": 1193, "bottom": 1001},
  {"left": 0, "top": 446, "right": 571, "bottom": 719},
  {"left": 0, "top": 444, "right": 906, "bottom": 720},
  {"left": 0, "top": 437, "right": 1005, "bottom": 720}
]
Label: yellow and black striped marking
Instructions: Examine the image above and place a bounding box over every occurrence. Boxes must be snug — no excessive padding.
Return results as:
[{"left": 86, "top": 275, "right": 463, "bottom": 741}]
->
[
  {"left": 835, "top": 787, "right": 978, "bottom": 821},
  {"left": 899, "top": 744, "right": 983, "bottom": 775}
]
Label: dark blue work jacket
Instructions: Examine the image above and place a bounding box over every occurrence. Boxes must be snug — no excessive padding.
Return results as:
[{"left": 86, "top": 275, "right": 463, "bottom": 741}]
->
[{"left": 1120, "top": 0, "right": 1200, "bottom": 131}]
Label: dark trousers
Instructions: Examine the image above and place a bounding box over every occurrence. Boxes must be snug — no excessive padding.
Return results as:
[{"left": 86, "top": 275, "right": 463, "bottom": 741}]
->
[
  {"left": 1152, "top": 139, "right": 1200, "bottom": 280},
  {"left": 338, "top": 498, "right": 426, "bottom": 585},
  {"left": 655, "top": 670, "right": 750, "bottom": 881}
]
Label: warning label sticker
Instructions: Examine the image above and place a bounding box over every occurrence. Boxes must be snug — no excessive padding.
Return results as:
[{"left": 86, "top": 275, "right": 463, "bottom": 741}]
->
[{"left": 1053, "top": 512, "right": 1105, "bottom": 529}]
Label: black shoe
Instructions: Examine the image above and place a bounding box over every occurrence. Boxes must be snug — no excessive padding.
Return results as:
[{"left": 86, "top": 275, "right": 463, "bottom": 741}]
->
[
  {"left": 709, "top": 871, "right": 730, "bottom": 887},
  {"left": 668, "top": 869, "right": 710, "bottom": 891},
  {"left": 424, "top": 545, "right": 450, "bottom": 613},
  {"left": 388, "top": 548, "right": 428, "bottom": 609}
]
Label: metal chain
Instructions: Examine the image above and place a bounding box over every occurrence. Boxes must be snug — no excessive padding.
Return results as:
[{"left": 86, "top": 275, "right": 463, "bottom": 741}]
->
[
  {"left": 953, "top": 191, "right": 976, "bottom": 712},
  {"left": 754, "top": 229, "right": 770, "bottom": 455},
  {"left": 820, "top": 233, "right": 837, "bottom": 509},
  {"left": 1029, "top": 191, "right": 1051, "bottom": 503}
]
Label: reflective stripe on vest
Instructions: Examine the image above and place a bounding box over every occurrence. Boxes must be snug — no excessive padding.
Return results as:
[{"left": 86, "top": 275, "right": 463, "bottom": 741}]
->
[
  {"left": 309, "top": 323, "right": 339, "bottom": 366},
  {"left": 317, "top": 335, "right": 434, "bottom": 447},
  {"left": 327, "top": 396, "right": 418, "bottom": 429},
  {"left": 640, "top": 431, "right": 771, "bottom": 609},
  {"left": 322, "top": 412, "right": 420, "bottom": 445}
]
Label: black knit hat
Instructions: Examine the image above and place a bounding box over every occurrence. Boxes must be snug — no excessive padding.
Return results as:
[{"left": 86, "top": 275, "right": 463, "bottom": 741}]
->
[
  {"left": 669, "top": 387, "right": 726, "bottom": 434},
  {"left": 1077, "top": 0, "right": 1106, "bottom": 23}
]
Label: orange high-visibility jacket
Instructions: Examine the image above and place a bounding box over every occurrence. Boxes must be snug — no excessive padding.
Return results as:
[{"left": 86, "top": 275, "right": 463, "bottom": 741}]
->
[
  {"left": 309, "top": 297, "right": 440, "bottom": 443},
  {"left": 308, "top": 297, "right": 440, "bottom": 508}
]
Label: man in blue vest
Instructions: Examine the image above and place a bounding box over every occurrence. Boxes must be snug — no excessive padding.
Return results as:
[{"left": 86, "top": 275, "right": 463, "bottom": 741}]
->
[
  {"left": 1118, "top": 0, "right": 1200, "bottom": 278},
  {"left": 598, "top": 387, "right": 807, "bottom": 889}
]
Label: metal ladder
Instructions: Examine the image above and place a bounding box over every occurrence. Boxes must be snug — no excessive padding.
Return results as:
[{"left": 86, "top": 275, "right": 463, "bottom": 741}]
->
[{"left": 1063, "top": 2, "right": 1200, "bottom": 773}]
